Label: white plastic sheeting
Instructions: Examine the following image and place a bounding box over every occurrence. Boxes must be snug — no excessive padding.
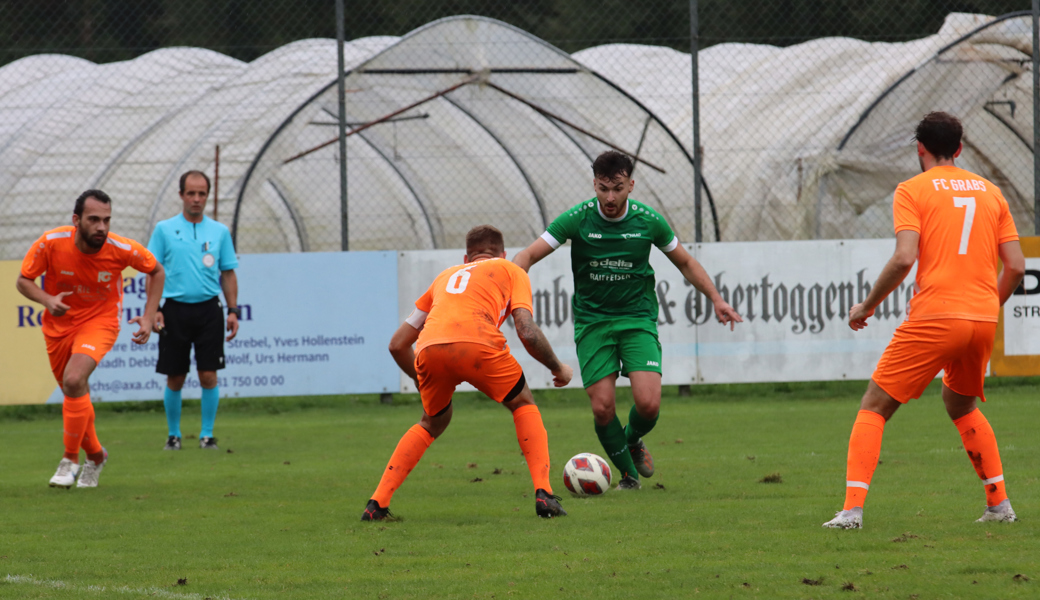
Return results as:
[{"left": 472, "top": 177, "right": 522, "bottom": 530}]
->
[
  {"left": 0, "top": 17, "right": 697, "bottom": 257},
  {"left": 233, "top": 17, "right": 697, "bottom": 253},
  {"left": 576, "top": 12, "right": 1035, "bottom": 241},
  {"left": 0, "top": 13, "right": 1034, "bottom": 258}
]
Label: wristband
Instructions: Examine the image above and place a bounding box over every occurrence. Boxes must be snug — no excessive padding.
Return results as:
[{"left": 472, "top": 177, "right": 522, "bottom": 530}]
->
[{"left": 227, "top": 307, "right": 241, "bottom": 317}]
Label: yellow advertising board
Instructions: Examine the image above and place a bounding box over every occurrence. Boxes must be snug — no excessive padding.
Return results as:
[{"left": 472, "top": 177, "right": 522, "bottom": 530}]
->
[
  {"left": 0, "top": 260, "right": 148, "bottom": 405},
  {"left": 0, "top": 259, "right": 58, "bottom": 405},
  {"left": 991, "top": 236, "right": 1040, "bottom": 376}
]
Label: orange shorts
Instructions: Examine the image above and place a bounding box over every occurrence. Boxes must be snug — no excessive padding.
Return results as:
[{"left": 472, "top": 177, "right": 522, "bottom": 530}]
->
[
  {"left": 44, "top": 320, "right": 119, "bottom": 385},
  {"left": 872, "top": 319, "right": 995, "bottom": 403},
  {"left": 415, "top": 342, "right": 525, "bottom": 416}
]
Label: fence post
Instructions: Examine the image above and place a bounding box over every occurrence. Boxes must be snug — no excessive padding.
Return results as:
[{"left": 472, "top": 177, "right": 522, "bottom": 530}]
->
[
  {"left": 1033, "top": 0, "right": 1039, "bottom": 234},
  {"left": 336, "top": 0, "right": 350, "bottom": 250},
  {"left": 689, "top": 0, "right": 702, "bottom": 243}
]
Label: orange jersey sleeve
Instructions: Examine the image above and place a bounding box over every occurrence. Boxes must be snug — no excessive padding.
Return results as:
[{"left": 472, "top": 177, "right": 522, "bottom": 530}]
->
[
  {"left": 123, "top": 235, "right": 158, "bottom": 274},
  {"left": 996, "top": 189, "right": 1019, "bottom": 244},
  {"left": 507, "top": 262, "right": 534, "bottom": 315},
  {"left": 415, "top": 258, "right": 532, "bottom": 352},
  {"left": 414, "top": 285, "right": 434, "bottom": 314},
  {"left": 21, "top": 231, "right": 54, "bottom": 279},
  {"left": 897, "top": 166, "right": 1018, "bottom": 323},
  {"left": 892, "top": 183, "right": 921, "bottom": 235}
]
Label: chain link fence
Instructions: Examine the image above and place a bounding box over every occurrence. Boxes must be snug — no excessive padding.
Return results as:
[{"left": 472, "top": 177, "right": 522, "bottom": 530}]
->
[{"left": 0, "top": 0, "right": 1033, "bottom": 258}]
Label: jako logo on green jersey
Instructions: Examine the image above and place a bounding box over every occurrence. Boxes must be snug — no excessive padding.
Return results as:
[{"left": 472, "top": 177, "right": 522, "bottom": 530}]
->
[{"left": 589, "top": 259, "right": 633, "bottom": 269}]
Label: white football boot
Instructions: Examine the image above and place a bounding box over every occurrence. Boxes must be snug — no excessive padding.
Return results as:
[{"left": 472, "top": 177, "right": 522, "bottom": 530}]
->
[
  {"left": 76, "top": 448, "right": 108, "bottom": 488},
  {"left": 822, "top": 507, "right": 863, "bottom": 529},
  {"left": 49, "top": 458, "right": 80, "bottom": 488},
  {"left": 976, "top": 499, "right": 1017, "bottom": 523}
]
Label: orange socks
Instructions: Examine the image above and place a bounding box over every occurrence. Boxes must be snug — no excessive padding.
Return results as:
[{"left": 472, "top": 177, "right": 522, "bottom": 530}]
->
[
  {"left": 843, "top": 410, "right": 886, "bottom": 510},
  {"left": 62, "top": 394, "right": 102, "bottom": 461},
  {"left": 954, "top": 408, "right": 1008, "bottom": 507},
  {"left": 371, "top": 424, "right": 434, "bottom": 507},
  {"left": 512, "top": 404, "right": 552, "bottom": 493}
]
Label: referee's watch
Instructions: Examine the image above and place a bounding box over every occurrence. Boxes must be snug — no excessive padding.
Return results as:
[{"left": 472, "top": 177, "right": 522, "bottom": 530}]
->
[{"left": 227, "top": 307, "right": 241, "bottom": 318}]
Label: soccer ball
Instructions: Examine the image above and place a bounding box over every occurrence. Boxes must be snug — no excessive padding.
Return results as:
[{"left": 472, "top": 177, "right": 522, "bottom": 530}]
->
[{"left": 562, "top": 452, "right": 612, "bottom": 496}]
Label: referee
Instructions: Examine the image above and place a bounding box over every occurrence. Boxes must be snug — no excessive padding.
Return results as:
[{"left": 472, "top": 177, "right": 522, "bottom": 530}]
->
[{"left": 148, "top": 170, "right": 240, "bottom": 450}]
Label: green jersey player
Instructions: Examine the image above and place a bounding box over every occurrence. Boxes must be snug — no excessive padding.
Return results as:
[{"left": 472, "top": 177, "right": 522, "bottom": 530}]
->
[{"left": 514, "top": 151, "right": 742, "bottom": 489}]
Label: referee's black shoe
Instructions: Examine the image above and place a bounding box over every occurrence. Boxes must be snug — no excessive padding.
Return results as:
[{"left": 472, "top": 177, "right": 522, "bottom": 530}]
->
[
  {"left": 163, "top": 436, "right": 181, "bottom": 451},
  {"left": 199, "top": 437, "right": 219, "bottom": 450}
]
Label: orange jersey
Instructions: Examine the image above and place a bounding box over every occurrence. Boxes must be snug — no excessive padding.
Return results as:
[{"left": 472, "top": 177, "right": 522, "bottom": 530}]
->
[
  {"left": 894, "top": 165, "right": 1019, "bottom": 322},
  {"left": 414, "top": 258, "right": 534, "bottom": 353},
  {"left": 21, "top": 226, "right": 158, "bottom": 337}
]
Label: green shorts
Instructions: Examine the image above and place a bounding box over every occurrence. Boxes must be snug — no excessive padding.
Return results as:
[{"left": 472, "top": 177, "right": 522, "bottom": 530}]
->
[{"left": 575, "top": 319, "right": 662, "bottom": 387}]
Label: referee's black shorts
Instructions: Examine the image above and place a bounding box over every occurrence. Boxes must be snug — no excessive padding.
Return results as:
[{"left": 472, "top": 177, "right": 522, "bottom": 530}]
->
[{"left": 156, "top": 297, "right": 226, "bottom": 375}]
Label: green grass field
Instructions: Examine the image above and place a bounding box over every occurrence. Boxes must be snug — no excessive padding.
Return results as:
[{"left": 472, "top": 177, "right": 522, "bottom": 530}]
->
[{"left": 2, "top": 379, "right": 1038, "bottom": 599}]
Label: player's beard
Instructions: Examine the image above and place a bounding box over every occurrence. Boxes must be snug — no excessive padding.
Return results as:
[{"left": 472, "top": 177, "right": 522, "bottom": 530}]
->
[{"left": 79, "top": 223, "right": 107, "bottom": 250}]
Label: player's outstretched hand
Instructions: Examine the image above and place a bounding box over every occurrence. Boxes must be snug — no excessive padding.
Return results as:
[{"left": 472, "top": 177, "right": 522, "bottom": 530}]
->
[
  {"left": 129, "top": 315, "right": 153, "bottom": 345},
  {"left": 714, "top": 300, "right": 743, "bottom": 331},
  {"left": 848, "top": 303, "right": 874, "bottom": 331},
  {"left": 551, "top": 364, "right": 573, "bottom": 387},
  {"left": 226, "top": 313, "right": 239, "bottom": 342},
  {"left": 45, "top": 291, "right": 73, "bottom": 317}
]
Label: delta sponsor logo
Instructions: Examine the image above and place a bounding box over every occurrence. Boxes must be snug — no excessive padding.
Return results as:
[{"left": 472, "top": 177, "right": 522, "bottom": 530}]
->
[
  {"left": 589, "top": 258, "right": 633, "bottom": 269},
  {"left": 621, "top": 233, "right": 642, "bottom": 239}
]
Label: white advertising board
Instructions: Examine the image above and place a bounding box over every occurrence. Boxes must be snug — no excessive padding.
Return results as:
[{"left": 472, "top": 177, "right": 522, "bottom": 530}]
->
[
  {"left": 1002, "top": 258, "right": 1040, "bottom": 356},
  {"left": 43, "top": 251, "right": 401, "bottom": 403},
  {"left": 397, "top": 239, "right": 916, "bottom": 390}
]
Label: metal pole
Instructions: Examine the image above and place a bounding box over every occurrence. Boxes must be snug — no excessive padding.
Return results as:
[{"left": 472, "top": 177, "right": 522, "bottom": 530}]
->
[
  {"left": 1033, "top": 0, "right": 1039, "bottom": 234},
  {"left": 690, "top": 0, "right": 702, "bottom": 242},
  {"left": 336, "top": 0, "right": 349, "bottom": 251},
  {"left": 213, "top": 144, "right": 220, "bottom": 221}
]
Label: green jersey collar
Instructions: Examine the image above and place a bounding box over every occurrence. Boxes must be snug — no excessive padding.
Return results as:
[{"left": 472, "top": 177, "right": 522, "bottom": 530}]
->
[{"left": 597, "top": 199, "right": 629, "bottom": 222}]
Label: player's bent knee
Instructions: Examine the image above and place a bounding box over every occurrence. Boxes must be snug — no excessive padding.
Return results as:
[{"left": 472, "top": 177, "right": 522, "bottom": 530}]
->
[
  {"left": 61, "top": 379, "right": 89, "bottom": 398},
  {"left": 166, "top": 374, "right": 187, "bottom": 391},
  {"left": 859, "top": 380, "right": 900, "bottom": 420},
  {"left": 633, "top": 399, "right": 660, "bottom": 420},
  {"left": 501, "top": 373, "right": 534, "bottom": 411},
  {"left": 590, "top": 402, "right": 616, "bottom": 425},
  {"left": 198, "top": 371, "right": 218, "bottom": 388},
  {"left": 420, "top": 403, "right": 453, "bottom": 438}
]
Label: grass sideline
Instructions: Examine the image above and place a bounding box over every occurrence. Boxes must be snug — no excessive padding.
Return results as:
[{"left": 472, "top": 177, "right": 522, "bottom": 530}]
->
[{"left": 1, "top": 378, "right": 1037, "bottom": 599}]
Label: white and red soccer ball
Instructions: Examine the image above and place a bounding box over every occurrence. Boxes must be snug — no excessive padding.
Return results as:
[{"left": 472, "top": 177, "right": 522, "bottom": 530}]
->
[{"left": 562, "top": 452, "right": 612, "bottom": 496}]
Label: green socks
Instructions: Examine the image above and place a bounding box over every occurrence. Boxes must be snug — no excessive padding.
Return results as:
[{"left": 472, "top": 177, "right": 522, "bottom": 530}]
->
[
  {"left": 595, "top": 415, "right": 639, "bottom": 480},
  {"left": 625, "top": 404, "right": 659, "bottom": 446}
]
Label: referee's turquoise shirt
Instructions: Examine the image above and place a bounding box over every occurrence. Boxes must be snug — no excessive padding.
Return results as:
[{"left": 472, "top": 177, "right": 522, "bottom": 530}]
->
[{"left": 147, "top": 214, "right": 239, "bottom": 303}]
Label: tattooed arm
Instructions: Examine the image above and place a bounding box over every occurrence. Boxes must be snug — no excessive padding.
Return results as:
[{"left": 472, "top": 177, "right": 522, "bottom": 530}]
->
[{"left": 512, "top": 307, "right": 572, "bottom": 387}]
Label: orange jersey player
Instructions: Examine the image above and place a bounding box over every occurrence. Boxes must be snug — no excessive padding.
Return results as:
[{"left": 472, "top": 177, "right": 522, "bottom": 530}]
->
[
  {"left": 17, "top": 190, "right": 165, "bottom": 490},
  {"left": 361, "top": 225, "right": 573, "bottom": 521},
  {"left": 823, "top": 112, "right": 1025, "bottom": 529}
]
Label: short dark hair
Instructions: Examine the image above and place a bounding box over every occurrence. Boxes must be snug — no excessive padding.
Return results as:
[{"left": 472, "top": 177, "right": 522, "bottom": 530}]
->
[
  {"left": 592, "top": 151, "right": 634, "bottom": 180},
  {"left": 466, "top": 225, "right": 505, "bottom": 257},
  {"left": 74, "top": 189, "right": 112, "bottom": 217},
  {"left": 914, "top": 112, "right": 962, "bottom": 159},
  {"left": 179, "top": 170, "right": 211, "bottom": 194}
]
